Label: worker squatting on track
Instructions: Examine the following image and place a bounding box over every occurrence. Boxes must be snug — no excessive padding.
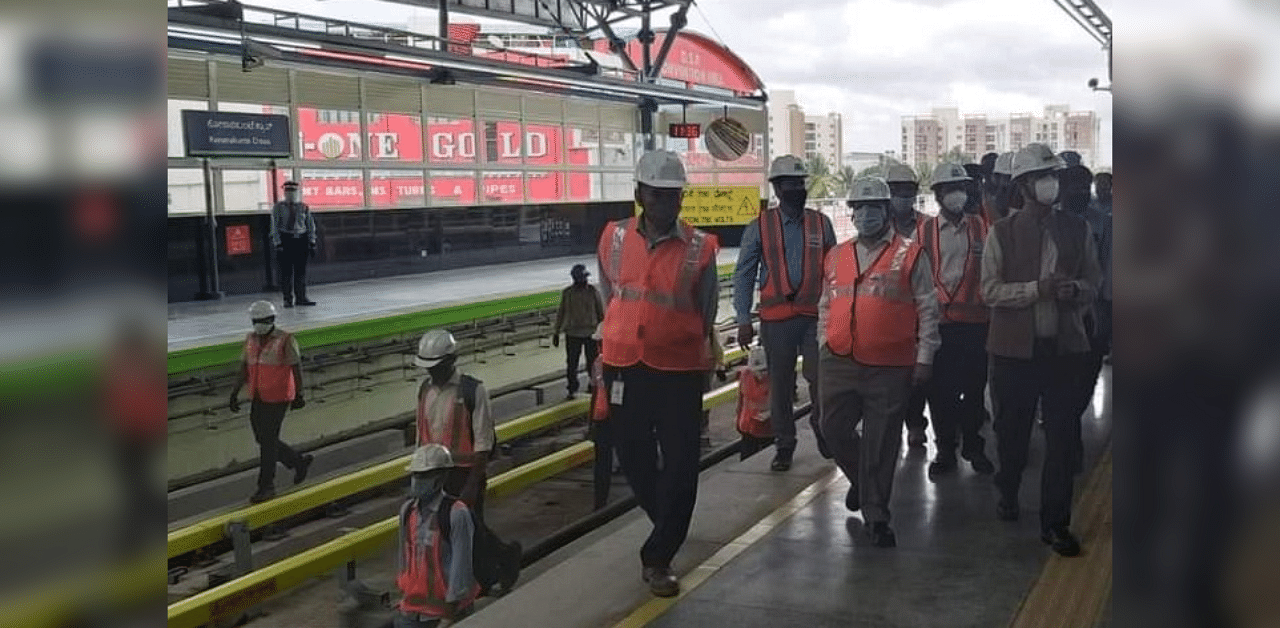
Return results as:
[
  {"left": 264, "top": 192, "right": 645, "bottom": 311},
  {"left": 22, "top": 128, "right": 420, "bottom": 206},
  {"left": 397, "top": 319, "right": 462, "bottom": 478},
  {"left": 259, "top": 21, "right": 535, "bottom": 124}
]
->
[{"left": 229, "top": 300, "right": 313, "bottom": 504}]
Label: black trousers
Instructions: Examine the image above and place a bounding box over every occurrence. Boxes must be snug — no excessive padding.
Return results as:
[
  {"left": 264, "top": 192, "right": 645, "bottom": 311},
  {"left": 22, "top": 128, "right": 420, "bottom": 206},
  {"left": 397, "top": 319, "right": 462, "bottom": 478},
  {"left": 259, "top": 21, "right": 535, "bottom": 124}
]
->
[
  {"left": 925, "top": 323, "right": 989, "bottom": 457},
  {"left": 250, "top": 399, "right": 304, "bottom": 491},
  {"left": 277, "top": 235, "right": 310, "bottom": 303},
  {"left": 603, "top": 365, "right": 704, "bottom": 568},
  {"left": 991, "top": 346, "right": 1091, "bottom": 532},
  {"left": 564, "top": 336, "right": 599, "bottom": 394},
  {"left": 904, "top": 387, "right": 929, "bottom": 435}
]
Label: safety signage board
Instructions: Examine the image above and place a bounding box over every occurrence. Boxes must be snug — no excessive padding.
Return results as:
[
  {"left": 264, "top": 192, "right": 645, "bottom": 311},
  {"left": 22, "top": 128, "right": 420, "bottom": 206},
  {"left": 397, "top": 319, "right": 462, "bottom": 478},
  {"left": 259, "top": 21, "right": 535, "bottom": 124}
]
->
[
  {"left": 225, "top": 224, "right": 252, "bottom": 256},
  {"left": 182, "top": 110, "right": 293, "bottom": 158},
  {"left": 634, "top": 186, "right": 761, "bottom": 227}
]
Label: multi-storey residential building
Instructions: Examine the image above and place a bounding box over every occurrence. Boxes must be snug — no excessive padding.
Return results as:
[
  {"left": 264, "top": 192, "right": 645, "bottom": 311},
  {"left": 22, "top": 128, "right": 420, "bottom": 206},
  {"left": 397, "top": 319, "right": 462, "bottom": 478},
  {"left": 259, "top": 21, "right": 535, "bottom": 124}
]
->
[
  {"left": 768, "top": 90, "right": 842, "bottom": 168},
  {"left": 901, "top": 105, "right": 1101, "bottom": 169}
]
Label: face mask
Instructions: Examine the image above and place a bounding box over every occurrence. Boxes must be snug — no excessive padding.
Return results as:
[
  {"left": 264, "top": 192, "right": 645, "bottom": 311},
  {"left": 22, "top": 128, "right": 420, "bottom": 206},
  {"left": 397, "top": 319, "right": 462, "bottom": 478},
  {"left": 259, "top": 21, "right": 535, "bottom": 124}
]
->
[
  {"left": 427, "top": 359, "right": 455, "bottom": 385},
  {"left": 285, "top": 190, "right": 301, "bottom": 203},
  {"left": 1034, "top": 177, "right": 1060, "bottom": 205},
  {"left": 853, "top": 206, "right": 888, "bottom": 238},
  {"left": 253, "top": 323, "right": 273, "bottom": 335},
  {"left": 941, "top": 191, "right": 967, "bottom": 214},
  {"left": 778, "top": 189, "right": 807, "bottom": 210},
  {"left": 889, "top": 196, "right": 915, "bottom": 216},
  {"left": 409, "top": 473, "right": 444, "bottom": 500}
]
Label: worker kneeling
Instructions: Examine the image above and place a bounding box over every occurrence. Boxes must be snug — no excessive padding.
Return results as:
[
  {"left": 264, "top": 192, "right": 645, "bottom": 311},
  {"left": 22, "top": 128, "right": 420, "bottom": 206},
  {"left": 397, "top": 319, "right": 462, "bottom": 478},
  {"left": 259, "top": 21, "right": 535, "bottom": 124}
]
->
[{"left": 395, "top": 444, "right": 480, "bottom": 628}]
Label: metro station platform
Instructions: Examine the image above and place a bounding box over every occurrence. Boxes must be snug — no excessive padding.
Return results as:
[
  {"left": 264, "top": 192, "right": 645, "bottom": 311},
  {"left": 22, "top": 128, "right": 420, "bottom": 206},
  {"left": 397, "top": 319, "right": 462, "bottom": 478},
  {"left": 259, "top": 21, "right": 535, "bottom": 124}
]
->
[{"left": 168, "top": 248, "right": 742, "bottom": 353}]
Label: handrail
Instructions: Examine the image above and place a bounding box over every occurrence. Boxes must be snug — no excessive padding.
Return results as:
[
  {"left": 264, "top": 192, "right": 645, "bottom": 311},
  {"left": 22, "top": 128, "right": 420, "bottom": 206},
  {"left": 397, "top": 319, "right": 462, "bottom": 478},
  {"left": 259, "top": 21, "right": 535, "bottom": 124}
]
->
[
  {"left": 167, "top": 376, "right": 746, "bottom": 628},
  {"left": 167, "top": 346, "right": 747, "bottom": 559}
]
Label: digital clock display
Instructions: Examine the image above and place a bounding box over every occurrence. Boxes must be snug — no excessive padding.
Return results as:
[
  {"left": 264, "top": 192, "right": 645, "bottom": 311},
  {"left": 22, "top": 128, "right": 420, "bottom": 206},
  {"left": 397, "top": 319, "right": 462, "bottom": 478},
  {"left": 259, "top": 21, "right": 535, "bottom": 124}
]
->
[{"left": 668, "top": 123, "right": 702, "bottom": 139}]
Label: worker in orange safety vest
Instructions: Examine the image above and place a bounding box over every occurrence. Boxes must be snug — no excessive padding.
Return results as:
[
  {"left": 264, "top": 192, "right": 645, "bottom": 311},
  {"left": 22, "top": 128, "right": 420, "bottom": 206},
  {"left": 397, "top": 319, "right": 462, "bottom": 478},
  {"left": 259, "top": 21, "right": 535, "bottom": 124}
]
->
[
  {"left": 733, "top": 154, "right": 837, "bottom": 471},
  {"left": 596, "top": 150, "right": 719, "bottom": 598},
  {"left": 818, "top": 176, "right": 940, "bottom": 549},
  {"left": 229, "top": 300, "right": 313, "bottom": 504}
]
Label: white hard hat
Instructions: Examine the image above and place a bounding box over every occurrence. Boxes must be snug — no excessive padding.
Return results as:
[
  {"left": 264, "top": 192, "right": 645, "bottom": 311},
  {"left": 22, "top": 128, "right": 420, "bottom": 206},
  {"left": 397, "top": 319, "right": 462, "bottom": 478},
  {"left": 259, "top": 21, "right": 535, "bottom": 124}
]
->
[
  {"left": 415, "top": 329, "right": 458, "bottom": 367},
  {"left": 1010, "top": 143, "right": 1064, "bottom": 181},
  {"left": 635, "top": 150, "right": 687, "bottom": 189},
  {"left": 885, "top": 164, "right": 918, "bottom": 185},
  {"left": 406, "top": 443, "right": 457, "bottom": 473},
  {"left": 768, "top": 155, "right": 808, "bottom": 181},
  {"left": 248, "top": 300, "right": 276, "bottom": 320},
  {"left": 847, "top": 176, "right": 891, "bottom": 203},
  {"left": 993, "top": 152, "right": 1015, "bottom": 176},
  {"left": 930, "top": 162, "right": 971, "bottom": 188}
]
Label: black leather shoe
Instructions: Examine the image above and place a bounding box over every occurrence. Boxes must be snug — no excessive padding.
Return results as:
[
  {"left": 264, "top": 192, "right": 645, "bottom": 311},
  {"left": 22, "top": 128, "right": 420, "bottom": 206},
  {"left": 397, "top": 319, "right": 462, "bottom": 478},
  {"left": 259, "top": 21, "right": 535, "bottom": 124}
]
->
[
  {"left": 1041, "top": 527, "right": 1082, "bottom": 557},
  {"left": 907, "top": 428, "right": 927, "bottom": 448},
  {"left": 282, "top": 301, "right": 294, "bottom": 308},
  {"left": 928, "top": 453, "right": 958, "bottom": 476},
  {"left": 770, "top": 448, "right": 793, "bottom": 472},
  {"left": 964, "top": 451, "right": 996, "bottom": 474},
  {"left": 997, "top": 498, "right": 1020, "bottom": 522},
  {"left": 642, "top": 566, "right": 679, "bottom": 597},
  {"left": 845, "top": 485, "right": 860, "bottom": 512},
  {"left": 815, "top": 433, "right": 833, "bottom": 459},
  {"left": 249, "top": 489, "right": 275, "bottom": 504},
  {"left": 293, "top": 454, "right": 313, "bottom": 485},
  {"left": 869, "top": 522, "right": 896, "bottom": 548},
  {"left": 296, "top": 299, "right": 317, "bottom": 306}
]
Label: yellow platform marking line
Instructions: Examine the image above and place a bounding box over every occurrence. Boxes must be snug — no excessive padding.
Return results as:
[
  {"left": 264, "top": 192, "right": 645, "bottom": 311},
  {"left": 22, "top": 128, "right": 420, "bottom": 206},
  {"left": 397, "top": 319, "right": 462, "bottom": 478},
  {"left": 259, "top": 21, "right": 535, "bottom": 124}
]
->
[
  {"left": 613, "top": 468, "right": 843, "bottom": 628},
  {"left": 1008, "top": 445, "right": 1113, "bottom": 628}
]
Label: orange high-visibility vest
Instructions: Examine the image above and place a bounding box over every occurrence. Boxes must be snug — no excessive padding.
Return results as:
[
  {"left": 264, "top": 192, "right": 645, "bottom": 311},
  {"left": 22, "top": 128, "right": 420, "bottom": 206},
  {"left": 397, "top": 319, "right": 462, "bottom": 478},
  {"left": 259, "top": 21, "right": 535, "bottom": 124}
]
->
[
  {"left": 758, "top": 208, "right": 827, "bottom": 321},
  {"left": 920, "top": 214, "right": 989, "bottom": 325},
  {"left": 823, "top": 235, "right": 923, "bottom": 367},
  {"left": 243, "top": 330, "right": 298, "bottom": 403},
  {"left": 598, "top": 218, "right": 718, "bottom": 371},
  {"left": 397, "top": 500, "right": 480, "bottom": 618},
  {"left": 417, "top": 384, "right": 478, "bottom": 467}
]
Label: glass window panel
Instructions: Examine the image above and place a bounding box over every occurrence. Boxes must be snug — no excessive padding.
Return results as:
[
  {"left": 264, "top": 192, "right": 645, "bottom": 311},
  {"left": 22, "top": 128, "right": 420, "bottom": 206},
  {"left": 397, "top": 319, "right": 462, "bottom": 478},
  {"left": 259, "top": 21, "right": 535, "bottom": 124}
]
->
[
  {"left": 220, "top": 169, "right": 276, "bottom": 213},
  {"left": 300, "top": 169, "right": 366, "bottom": 210},
  {"left": 297, "top": 107, "right": 364, "bottom": 161},
  {"left": 567, "top": 171, "right": 595, "bottom": 202},
  {"left": 481, "top": 171, "right": 524, "bottom": 204},
  {"left": 367, "top": 112, "right": 424, "bottom": 163},
  {"left": 427, "top": 116, "right": 478, "bottom": 165},
  {"left": 370, "top": 170, "right": 426, "bottom": 208},
  {"left": 687, "top": 172, "right": 714, "bottom": 185},
  {"left": 429, "top": 170, "right": 477, "bottom": 204},
  {"left": 168, "top": 168, "right": 205, "bottom": 214},
  {"left": 601, "top": 129, "right": 634, "bottom": 167},
  {"left": 525, "top": 171, "right": 567, "bottom": 203},
  {"left": 602, "top": 172, "right": 633, "bottom": 202},
  {"left": 523, "top": 122, "right": 565, "bottom": 166},
  {"left": 481, "top": 119, "right": 524, "bottom": 165},
  {"left": 565, "top": 124, "right": 601, "bottom": 167}
]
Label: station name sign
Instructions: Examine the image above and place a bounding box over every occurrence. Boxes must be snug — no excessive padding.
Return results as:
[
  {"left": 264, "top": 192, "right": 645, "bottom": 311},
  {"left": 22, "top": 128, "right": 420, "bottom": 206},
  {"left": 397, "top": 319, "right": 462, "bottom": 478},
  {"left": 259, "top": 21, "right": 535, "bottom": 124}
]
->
[{"left": 182, "top": 110, "right": 293, "bottom": 158}]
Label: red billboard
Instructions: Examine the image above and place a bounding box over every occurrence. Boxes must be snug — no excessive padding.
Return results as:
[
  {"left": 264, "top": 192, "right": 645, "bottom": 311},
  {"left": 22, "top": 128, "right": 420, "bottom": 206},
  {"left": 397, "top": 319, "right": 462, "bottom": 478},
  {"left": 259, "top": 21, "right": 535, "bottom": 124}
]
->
[{"left": 290, "top": 108, "right": 593, "bottom": 208}]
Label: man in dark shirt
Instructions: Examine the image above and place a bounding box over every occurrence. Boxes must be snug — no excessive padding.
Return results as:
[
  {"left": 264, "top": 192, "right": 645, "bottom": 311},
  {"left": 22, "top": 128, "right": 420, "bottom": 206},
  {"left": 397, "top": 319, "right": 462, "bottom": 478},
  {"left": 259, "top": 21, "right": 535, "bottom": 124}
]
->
[{"left": 553, "top": 264, "right": 605, "bottom": 400}]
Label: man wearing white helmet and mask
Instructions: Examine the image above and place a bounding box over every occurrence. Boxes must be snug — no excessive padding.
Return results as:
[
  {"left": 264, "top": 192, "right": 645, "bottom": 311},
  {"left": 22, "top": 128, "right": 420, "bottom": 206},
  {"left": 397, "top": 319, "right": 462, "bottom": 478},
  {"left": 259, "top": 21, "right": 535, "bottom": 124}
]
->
[
  {"left": 886, "top": 163, "right": 927, "bottom": 240},
  {"left": 983, "top": 152, "right": 1017, "bottom": 222},
  {"left": 917, "top": 164, "right": 996, "bottom": 477},
  {"left": 981, "top": 143, "right": 1101, "bottom": 557},
  {"left": 733, "top": 154, "right": 837, "bottom": 471},
  {"left": 395, "top": 444, "right": 479, "bottom": 627},
  {"left": 818, "top": 177, "right": 940, "bottom": 548},
  {"left": 413, "top": 328, "right": 521, "bottom": 595},
  {"left": 596, "top": 150, "right": 719, "bottom": 597},
  {"left": 229, "top": 300, "right": 313, "bottom": 503}
]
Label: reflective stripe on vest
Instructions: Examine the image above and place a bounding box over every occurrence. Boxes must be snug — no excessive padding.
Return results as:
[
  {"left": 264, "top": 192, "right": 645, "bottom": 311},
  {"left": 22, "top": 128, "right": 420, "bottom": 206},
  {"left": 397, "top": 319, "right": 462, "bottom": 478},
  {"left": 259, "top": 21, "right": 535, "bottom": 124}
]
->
[
  {"left": 758, "top": 209, "right": 825, "bottom": 321},
  {"left": 824, "top": 235, "right": 921, "bottom": 367},
  {"left": 921, "top": 214, "right": 989, "bottom": 324},
  {"left": 417, "top": 385, "right": 477, "bottom": 466},
  {"left": 397, "top": 503, "right": 479, "bottom": 617},
  {"left": 599, "top": 218, "right": 717, "bottom": 371},
  {"left": 244, "top": 331, "right": 296, "bottom": 403}
]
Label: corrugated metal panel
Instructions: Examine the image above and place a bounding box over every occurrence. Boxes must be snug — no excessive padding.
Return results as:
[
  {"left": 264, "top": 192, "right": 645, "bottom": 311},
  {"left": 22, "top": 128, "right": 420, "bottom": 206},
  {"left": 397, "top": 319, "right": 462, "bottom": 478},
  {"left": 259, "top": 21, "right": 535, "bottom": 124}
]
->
[
  {"left": 564, "top": 99, "right": 598, "bottom": 125},
  {"left": 215, "top": 62, "right": 290, "bottom": 105},
  {"left": 475, "top": 87, "right": 521, "bottom": 116},
  {"left": 523, "top": 95, "right": 562, "bottom": 122},
  {"left": 364, "top": 78, "right": 422, "bottom": 114},
  {"left": 599, "top": 104, "right": 636, "bottom": 130},
  {"left": 167, "top": 58, "right": 208, "bottom": 100},
  {"left": 294, "top": 71, "right": 361, "bottom": 109},
  {"left": 425, "top": 86, "right": 475, "bottom": 117}
]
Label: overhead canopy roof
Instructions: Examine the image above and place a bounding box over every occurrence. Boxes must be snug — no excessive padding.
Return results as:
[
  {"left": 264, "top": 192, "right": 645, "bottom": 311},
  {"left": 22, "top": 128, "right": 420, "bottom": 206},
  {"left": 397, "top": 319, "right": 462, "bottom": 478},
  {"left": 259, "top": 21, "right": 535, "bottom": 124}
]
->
[{"left": 381, "top": 0, "right": 690, "bottom": 35}]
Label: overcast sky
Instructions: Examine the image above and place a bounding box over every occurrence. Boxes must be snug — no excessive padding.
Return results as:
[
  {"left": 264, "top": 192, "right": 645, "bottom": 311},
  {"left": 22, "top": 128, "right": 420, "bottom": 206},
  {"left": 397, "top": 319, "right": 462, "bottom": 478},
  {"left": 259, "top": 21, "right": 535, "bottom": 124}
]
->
[{"left": 247, "top": 0, "right": 1135, "bottom": 168}]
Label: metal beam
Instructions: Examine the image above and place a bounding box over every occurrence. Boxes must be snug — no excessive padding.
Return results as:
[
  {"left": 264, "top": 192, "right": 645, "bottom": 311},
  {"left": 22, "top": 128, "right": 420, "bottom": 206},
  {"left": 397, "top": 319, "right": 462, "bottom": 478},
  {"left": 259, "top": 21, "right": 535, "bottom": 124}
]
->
[{"left": 647, "top": 0, "right": 690, "bottom": 81}]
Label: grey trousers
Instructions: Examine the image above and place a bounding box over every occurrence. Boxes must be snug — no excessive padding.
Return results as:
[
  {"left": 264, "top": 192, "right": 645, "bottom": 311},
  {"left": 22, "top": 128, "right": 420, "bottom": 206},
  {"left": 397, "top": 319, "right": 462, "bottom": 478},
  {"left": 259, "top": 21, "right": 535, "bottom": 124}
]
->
[
  {"left": 819, "top": 347, "right": 913, "bottom": 523},
  {"left": 760, "top": 316, "right": 821, "bottom": 453}
]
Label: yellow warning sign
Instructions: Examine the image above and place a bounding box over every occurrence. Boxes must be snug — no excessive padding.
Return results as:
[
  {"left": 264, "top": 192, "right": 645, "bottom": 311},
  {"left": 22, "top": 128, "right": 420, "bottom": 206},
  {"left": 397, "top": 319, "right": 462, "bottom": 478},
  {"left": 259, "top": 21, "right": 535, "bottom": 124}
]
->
[{"left": 634, "top": 186, "right": 761, "bottom": 226}]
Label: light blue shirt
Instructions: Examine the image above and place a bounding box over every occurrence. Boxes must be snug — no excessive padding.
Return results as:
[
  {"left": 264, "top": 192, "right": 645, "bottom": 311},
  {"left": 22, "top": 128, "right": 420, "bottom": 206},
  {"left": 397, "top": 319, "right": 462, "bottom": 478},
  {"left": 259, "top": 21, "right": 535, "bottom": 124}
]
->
[{"left": 733, "top": 209, "right": 837, "bottom": 324}]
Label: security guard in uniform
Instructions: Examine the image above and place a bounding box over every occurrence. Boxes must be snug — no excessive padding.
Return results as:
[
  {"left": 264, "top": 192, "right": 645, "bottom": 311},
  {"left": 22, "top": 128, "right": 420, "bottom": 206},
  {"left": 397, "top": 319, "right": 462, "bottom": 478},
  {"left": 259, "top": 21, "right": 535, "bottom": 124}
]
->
[
  {"left": 733, "top": 155, "right": 837, "bottom": 470},
  {"left": 919, "top": 164, "right": 996, "bottom": 476},
  {"left": 597, "top": 150, "right": 719, "bottom": 597},
  {"left": 271, "top": 180, "right": 317, "bottom": 307},
  {"left": 885, "top": 163, "right": 931, "bottom": 449},
  {"left": 819, "top": 177, "right": 940, "bottom": 548}
]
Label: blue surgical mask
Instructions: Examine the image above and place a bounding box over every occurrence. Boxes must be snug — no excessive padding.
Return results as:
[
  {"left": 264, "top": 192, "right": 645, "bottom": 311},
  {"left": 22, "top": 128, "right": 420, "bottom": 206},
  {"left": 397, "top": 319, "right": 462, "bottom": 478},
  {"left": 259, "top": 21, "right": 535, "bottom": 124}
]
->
[
  {"left": 890, "top": 196, "right": 915, "bottom": 216},
  {"left": 853, "top": 205, "right": 888, "bottom": 238}
]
